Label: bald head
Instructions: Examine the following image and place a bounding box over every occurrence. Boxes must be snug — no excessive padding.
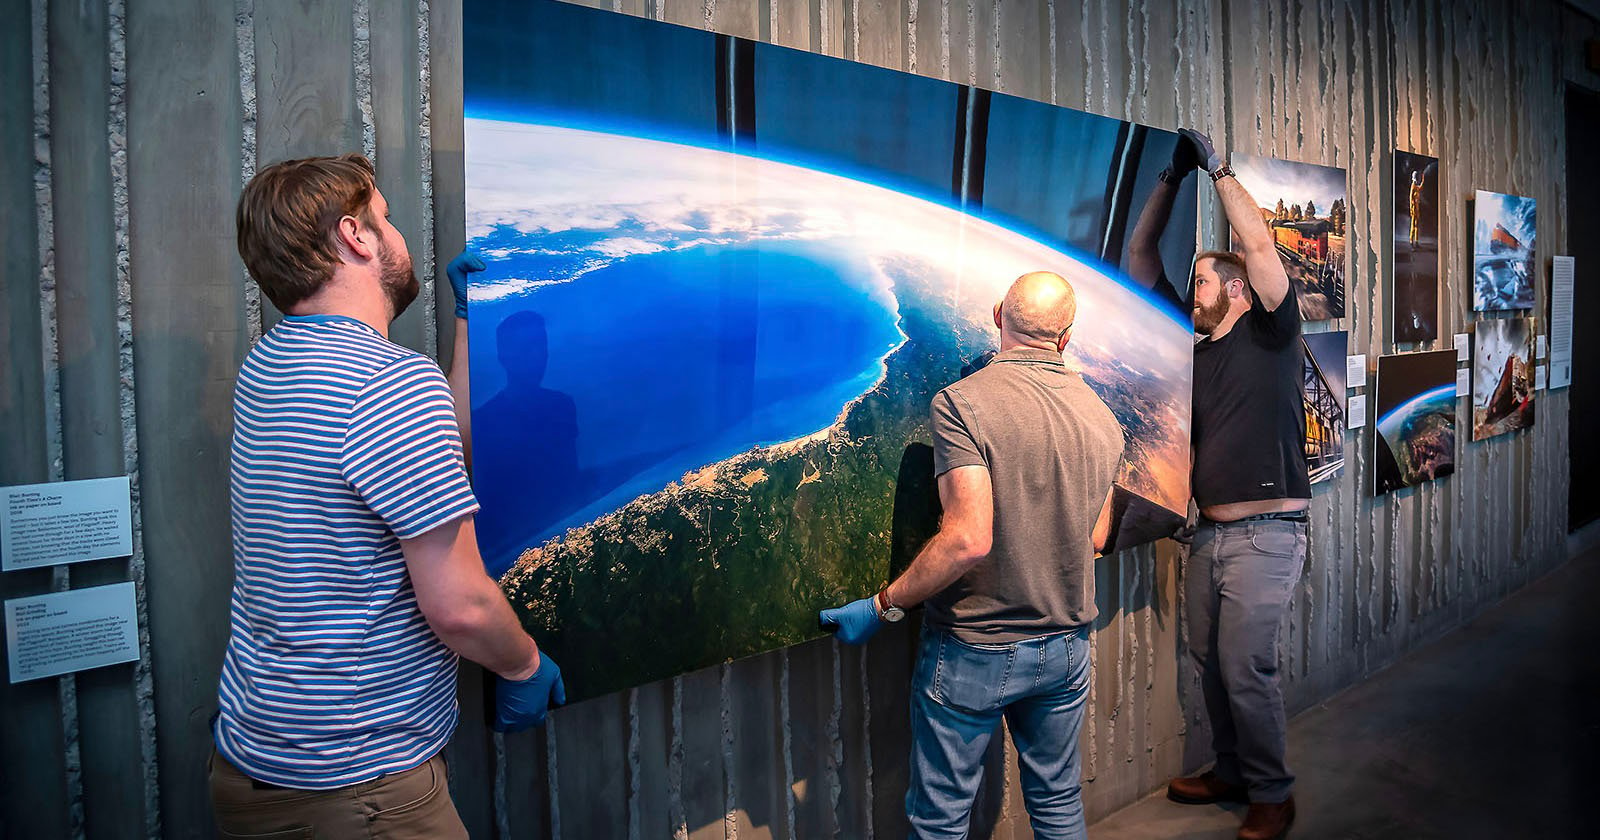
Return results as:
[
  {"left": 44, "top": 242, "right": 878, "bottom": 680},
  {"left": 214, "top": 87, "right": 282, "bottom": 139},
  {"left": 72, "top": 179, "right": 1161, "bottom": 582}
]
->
[{"left": 997, "top": 271, "right": 1078, "bottom": 348}]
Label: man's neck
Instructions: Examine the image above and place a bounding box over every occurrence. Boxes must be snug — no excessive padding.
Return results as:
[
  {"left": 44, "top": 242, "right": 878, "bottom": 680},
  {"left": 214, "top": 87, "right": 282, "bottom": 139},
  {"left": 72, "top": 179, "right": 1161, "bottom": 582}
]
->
[
  {"left": 286, "top": 274, "right": 392, "bottom": 337},
  {"left": 998, "top": 335, "right": 1063, "bottom": 354}
]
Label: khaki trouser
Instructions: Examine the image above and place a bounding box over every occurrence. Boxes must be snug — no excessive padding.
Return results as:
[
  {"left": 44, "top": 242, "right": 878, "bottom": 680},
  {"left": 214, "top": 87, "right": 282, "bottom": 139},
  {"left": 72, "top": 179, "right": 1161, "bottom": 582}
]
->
[{"left": 209, "top": 748, "right": 468, "bottom": 840}]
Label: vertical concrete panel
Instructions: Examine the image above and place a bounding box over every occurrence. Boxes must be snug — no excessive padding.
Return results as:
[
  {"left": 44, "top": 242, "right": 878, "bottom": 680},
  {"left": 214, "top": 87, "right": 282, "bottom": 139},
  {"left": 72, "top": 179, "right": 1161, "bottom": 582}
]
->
[
  {"left": 252, "top": 0, "right": 360, "bottom": 330},
  {"left": 972, "top": 0, "right": 997, "bottom": 90},
  {"left": 660, "top": 0, "right": 710, "bottom": 33},
  {"left": 786, "top": 638, "right": 839, "bottom": 840},
  {"left": 857, "top": 0, "right": 906, "bottom": 71},
  {"left": 553, "top": 692, "right": 631, "bottom": 838},
  {"left": 0, "top": 0, "right": 71, "bottom": 834},
  {"left": 371, "top": 0, "right": 431, "bottom": 353},
  {"left": 431, "top": 0, "right": 465, "bottom": 368},
  {"left": 126, "top": 0, "right": 244, "bottom": 833},
  {"left": 46, "top": 0, "right": 150, "bottom": 835},
  {"left": 996, "top": 0, "right": 1050, "bottom": 99},
  {"left": 0, "top": 1, "right": 1567, "bottom": 837},
  {"left": 866, "top": 619, "right": 916, "bottom": 837},
  {"left": 630, "top": 681, "right": 676, "bottom": 839},
  {"left": 1146, "top": 545, "right": 1184, "bottom": 776},
  {"left": 770, "top": 0, "right": 813, "bottom": 50},
  {"left": 913, "top": 0, "right": 947, "bottom": 79},
  {"left": 1051, "top": 0, "right": 1086, "bottom": 110},
  {"left": 711, "top": 0, "right": 761, "bottom": 39},
  {"left": 681, "top": 665, "right": 729, "bottom": 840},
  {"left": 836, "top": 640, "right": 873, "bottom": 837},
  {"left": 1139, "top": 0, "right": 1176, "bottom": 126},
  {"left": 817, "top": 0, "right": 849, "bottom": 59},
  {"left": 948, "top": 0, "right": 975, "bottom": 85},
  {"left": 730, "top": 652, "right": 789, "bottom": 840},
  {"left": 48, "top": 0, "right": 119, "bottom": 486},
  {"left": 0, "top": 0, "right": 47, "bottom": 488},
  {"left": 502, "top": 726, "right": 552, "bottom": 839}
]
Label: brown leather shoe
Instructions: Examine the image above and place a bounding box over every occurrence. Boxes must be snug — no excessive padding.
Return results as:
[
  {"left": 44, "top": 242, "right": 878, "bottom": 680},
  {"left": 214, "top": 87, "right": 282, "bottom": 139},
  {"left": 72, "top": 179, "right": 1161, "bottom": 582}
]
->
[
  {"left": 1166, "top": 770, "right": 1248, "bottom": 805},
  {"left": 1237, "top": 797, "right": 1295, "bottom": 840}
]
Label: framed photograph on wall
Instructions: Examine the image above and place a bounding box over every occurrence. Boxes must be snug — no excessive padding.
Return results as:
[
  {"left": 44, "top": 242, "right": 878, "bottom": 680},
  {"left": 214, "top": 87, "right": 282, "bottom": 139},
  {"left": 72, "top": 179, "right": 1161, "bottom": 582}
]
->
[
  {"left": 1373, "top": 350, "right": 1457, "bottom": 496},
  {"left": 1471, "top": 317, "right": 1535, "bottom": 440},
  {"left": 1393, "top": 151, "right": 1439, "bottom": 342},
  {"left": 1302, "top": 330, "right": 1348, "bottom": 484},
  {"left": 1230, "top": 152, "right": 1349, "bottom": 321},
  {"left": 1472, "top": 189, "right": 1537, "bottom": 311}
]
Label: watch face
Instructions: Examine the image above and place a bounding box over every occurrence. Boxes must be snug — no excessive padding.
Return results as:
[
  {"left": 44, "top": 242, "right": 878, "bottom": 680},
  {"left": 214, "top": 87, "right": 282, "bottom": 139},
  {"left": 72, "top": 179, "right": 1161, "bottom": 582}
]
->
[{"left": 883, "top": 606, "right": 906, "bottom": 623}]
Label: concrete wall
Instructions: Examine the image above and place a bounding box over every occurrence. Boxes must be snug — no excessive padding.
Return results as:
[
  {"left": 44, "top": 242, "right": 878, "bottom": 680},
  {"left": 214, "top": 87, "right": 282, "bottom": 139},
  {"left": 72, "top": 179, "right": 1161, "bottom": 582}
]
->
[{"left": 1, "top": 1, "right": 1594, "bottom": 838}]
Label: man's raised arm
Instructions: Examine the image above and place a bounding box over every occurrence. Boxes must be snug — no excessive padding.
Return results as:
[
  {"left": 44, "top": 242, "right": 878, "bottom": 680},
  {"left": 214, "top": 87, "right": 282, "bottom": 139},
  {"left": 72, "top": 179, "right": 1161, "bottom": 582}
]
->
[
  {"left": 444, "top": 251, "right": 484, "bottom": 464},
  {"left": 1181, "top": 129, "right": 1291, "bottom": 311}
]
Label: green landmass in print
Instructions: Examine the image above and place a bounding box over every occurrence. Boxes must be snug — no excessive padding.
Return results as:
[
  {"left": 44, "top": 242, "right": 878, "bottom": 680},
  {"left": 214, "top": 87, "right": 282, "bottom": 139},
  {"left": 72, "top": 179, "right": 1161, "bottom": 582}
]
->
[{"left": 501, "top": 259, "right": 983, "bottom": 701}]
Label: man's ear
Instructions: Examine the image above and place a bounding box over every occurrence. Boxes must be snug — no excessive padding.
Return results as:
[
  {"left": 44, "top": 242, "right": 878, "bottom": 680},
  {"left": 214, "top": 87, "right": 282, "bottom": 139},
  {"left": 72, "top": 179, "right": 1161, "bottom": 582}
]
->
[
  {"left": 992, "top": 301, "right": 1003, "bottom": 330},
  {"left": 334, "top": 215, "right": 377, "bottom": 262}
]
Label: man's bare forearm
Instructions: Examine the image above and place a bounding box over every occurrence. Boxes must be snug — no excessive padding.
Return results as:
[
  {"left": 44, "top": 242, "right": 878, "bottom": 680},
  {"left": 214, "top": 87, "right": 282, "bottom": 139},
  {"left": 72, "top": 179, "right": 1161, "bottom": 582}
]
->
[
  {"left": 1214, "top": 175, "right": 1273, "bottom": 255},
  {"left": 405, "top": 517, "right": 540, "bottom": 680},
  {"left": 1213, "top": 173, "right": 1291, "bottom": 307},
  {"left": 449, "top": 317, "right": 472, "bottom": 465},
  {"left": 430, "top": 576, "right": 541, "bottom": 680},
  {"left": 883, "top": 530, "right": 986, "bottom": 609}
]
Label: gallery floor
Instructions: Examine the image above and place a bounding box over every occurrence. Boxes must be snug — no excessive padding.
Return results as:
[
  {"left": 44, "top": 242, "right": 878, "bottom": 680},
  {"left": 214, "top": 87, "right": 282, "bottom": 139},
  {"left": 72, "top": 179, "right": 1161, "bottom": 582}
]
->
[{"left": 1090, "top": 545, "right": 1596, "bottom": 839}]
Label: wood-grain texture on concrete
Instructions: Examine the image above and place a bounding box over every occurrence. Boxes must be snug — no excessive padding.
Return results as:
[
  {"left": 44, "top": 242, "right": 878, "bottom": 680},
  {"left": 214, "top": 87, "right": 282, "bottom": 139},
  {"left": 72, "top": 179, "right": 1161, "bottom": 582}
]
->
[{"left": 2, "top": 1, "right": 1592, "bottom": 838}]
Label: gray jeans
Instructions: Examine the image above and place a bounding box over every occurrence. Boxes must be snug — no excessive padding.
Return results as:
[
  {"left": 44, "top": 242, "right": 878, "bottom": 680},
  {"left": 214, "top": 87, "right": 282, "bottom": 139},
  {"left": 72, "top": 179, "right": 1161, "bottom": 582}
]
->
[{"left": 1185, "top": 517, "right": 1306, "bottom": 803}]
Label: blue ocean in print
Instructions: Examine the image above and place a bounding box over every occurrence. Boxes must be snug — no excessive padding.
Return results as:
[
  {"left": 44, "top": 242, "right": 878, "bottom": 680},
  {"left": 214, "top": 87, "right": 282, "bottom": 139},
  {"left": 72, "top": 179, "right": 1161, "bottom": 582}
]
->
[
  {"left": 468, "top": 238, "right": 903, "bottom": 574},
  {"left": 463, "top": 0, "right": 1201, "bottom": 700},
  {"left": 465, "top": 116, "right": 1197, "bottom": 579}
]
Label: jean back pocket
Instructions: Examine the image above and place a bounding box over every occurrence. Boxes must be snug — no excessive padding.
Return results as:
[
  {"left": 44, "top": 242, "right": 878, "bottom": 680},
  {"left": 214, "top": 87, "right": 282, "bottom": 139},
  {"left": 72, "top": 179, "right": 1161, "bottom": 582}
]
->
[{"left": 933, "top": 634, "right": 1015, "bottom": 714}]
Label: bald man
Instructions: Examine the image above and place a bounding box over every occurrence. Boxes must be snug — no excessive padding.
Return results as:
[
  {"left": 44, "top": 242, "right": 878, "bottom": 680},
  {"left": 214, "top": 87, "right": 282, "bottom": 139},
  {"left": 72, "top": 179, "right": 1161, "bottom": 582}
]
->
[{"left": 821, "top": 272, "right": 1125, "bottom": 840}]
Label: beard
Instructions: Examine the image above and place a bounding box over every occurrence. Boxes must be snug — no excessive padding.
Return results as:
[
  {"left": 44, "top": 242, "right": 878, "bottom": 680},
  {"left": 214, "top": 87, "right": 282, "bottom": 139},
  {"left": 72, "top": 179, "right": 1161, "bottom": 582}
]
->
[
  {"left": 1192, "top": 292, "right": 1230, "bottom": 336},
  {"left": 378, "top": 239, "right": 420, "bottom": 319}
]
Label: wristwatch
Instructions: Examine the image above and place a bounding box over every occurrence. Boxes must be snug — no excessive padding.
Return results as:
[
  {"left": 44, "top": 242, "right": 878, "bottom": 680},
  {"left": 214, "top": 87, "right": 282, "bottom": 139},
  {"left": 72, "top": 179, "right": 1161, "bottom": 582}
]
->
[
  {"left": 1157, "top": 166, "right": 1184, "bottom": 185},
  {"left": 1209, "top": 163, "right": 1235, "bottom": 182},
  {"left": 875, "top": 590, "right": 906, "bottom": 623}
]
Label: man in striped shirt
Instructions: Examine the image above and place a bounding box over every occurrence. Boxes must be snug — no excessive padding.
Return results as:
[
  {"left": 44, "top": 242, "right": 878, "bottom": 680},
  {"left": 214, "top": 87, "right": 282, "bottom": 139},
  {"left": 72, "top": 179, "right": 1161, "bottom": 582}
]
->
[{"left": 210, "top": 154, "right": 562, "bottom": 838}]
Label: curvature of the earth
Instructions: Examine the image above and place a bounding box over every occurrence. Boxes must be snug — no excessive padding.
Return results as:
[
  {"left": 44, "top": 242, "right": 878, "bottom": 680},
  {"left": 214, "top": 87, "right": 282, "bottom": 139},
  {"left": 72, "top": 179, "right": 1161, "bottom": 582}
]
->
[
  {"left": 1376, "top": 385, "right": 1456, "bottom": 492},
  {"left": 466, "top": 119, "right": 1194, "bottom": 698},
  {"left": 468, "top": 119, "right": 1193, "bottom": 515}
]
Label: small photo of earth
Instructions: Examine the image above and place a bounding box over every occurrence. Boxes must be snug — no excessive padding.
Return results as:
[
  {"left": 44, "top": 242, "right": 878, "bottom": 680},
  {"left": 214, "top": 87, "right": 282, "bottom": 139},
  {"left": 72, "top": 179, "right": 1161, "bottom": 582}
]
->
[{"left": 1374, "top": 351, "right": 1457, "bottom": 495}]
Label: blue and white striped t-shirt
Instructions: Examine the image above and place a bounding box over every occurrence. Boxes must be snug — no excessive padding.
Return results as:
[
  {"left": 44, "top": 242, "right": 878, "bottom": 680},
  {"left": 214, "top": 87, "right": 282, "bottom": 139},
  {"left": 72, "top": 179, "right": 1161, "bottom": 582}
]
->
[{"left": 214, "top": 314, "right": 479, "bottom": 788}]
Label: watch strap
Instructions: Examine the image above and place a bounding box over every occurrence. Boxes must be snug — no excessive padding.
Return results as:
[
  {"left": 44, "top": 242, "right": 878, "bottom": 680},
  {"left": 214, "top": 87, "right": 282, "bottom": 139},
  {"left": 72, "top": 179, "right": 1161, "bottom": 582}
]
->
[{"left": 1209, "top": 163, "right": 1236, "bottom": 182}]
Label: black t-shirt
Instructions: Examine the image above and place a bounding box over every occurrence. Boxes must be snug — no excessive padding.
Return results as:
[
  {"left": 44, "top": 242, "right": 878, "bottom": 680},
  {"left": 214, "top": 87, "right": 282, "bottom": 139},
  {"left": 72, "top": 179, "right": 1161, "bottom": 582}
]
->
[{"left": 1192, "top": 288, "right": 1309, "bottom": 507}]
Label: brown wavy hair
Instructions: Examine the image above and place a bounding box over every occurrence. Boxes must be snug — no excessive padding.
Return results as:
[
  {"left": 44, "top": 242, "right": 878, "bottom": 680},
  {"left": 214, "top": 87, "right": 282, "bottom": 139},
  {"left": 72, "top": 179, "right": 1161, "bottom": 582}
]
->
[{"left": 236, "top": 154, "right": 378, "bottom": 312}]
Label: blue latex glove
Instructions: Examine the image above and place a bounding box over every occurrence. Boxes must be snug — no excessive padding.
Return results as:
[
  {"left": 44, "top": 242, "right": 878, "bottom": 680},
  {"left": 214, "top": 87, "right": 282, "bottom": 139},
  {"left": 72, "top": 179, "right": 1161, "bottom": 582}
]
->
[
  {"left": 818, "top": 597, "right": 884, "bottom": 645},
  {"left": 446, "top": 250, "right": 485, "bottom": 320},
  {"left": 493, "top": 653, "right": 566, "bottom": 733},
  {"left": 1178, "top": 128, "right": 1223, "bottom": 173}
]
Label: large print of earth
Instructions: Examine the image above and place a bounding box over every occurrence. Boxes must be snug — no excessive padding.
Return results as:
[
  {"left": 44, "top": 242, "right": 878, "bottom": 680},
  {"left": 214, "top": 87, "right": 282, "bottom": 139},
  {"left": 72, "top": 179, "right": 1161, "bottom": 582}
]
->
[
  {"left": 464, "top": 118, "right": 1194, "bottom": 698},
  {"left": 1375, "top": 384, "right": 1456, "bottom": 494}
]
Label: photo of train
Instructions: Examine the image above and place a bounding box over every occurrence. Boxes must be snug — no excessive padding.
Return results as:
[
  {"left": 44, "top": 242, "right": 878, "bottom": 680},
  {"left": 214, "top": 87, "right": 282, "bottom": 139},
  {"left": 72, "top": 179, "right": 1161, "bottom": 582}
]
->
[{"left": 1232, "top": 153, "right": 1349, "bottom": 321}]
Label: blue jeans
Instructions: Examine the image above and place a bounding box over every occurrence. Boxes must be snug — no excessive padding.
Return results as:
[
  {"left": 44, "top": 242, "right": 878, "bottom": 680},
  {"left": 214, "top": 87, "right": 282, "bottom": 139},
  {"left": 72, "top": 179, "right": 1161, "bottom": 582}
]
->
[{"left": 906, "top": 625, "right": 1092, "bottom": 840}]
